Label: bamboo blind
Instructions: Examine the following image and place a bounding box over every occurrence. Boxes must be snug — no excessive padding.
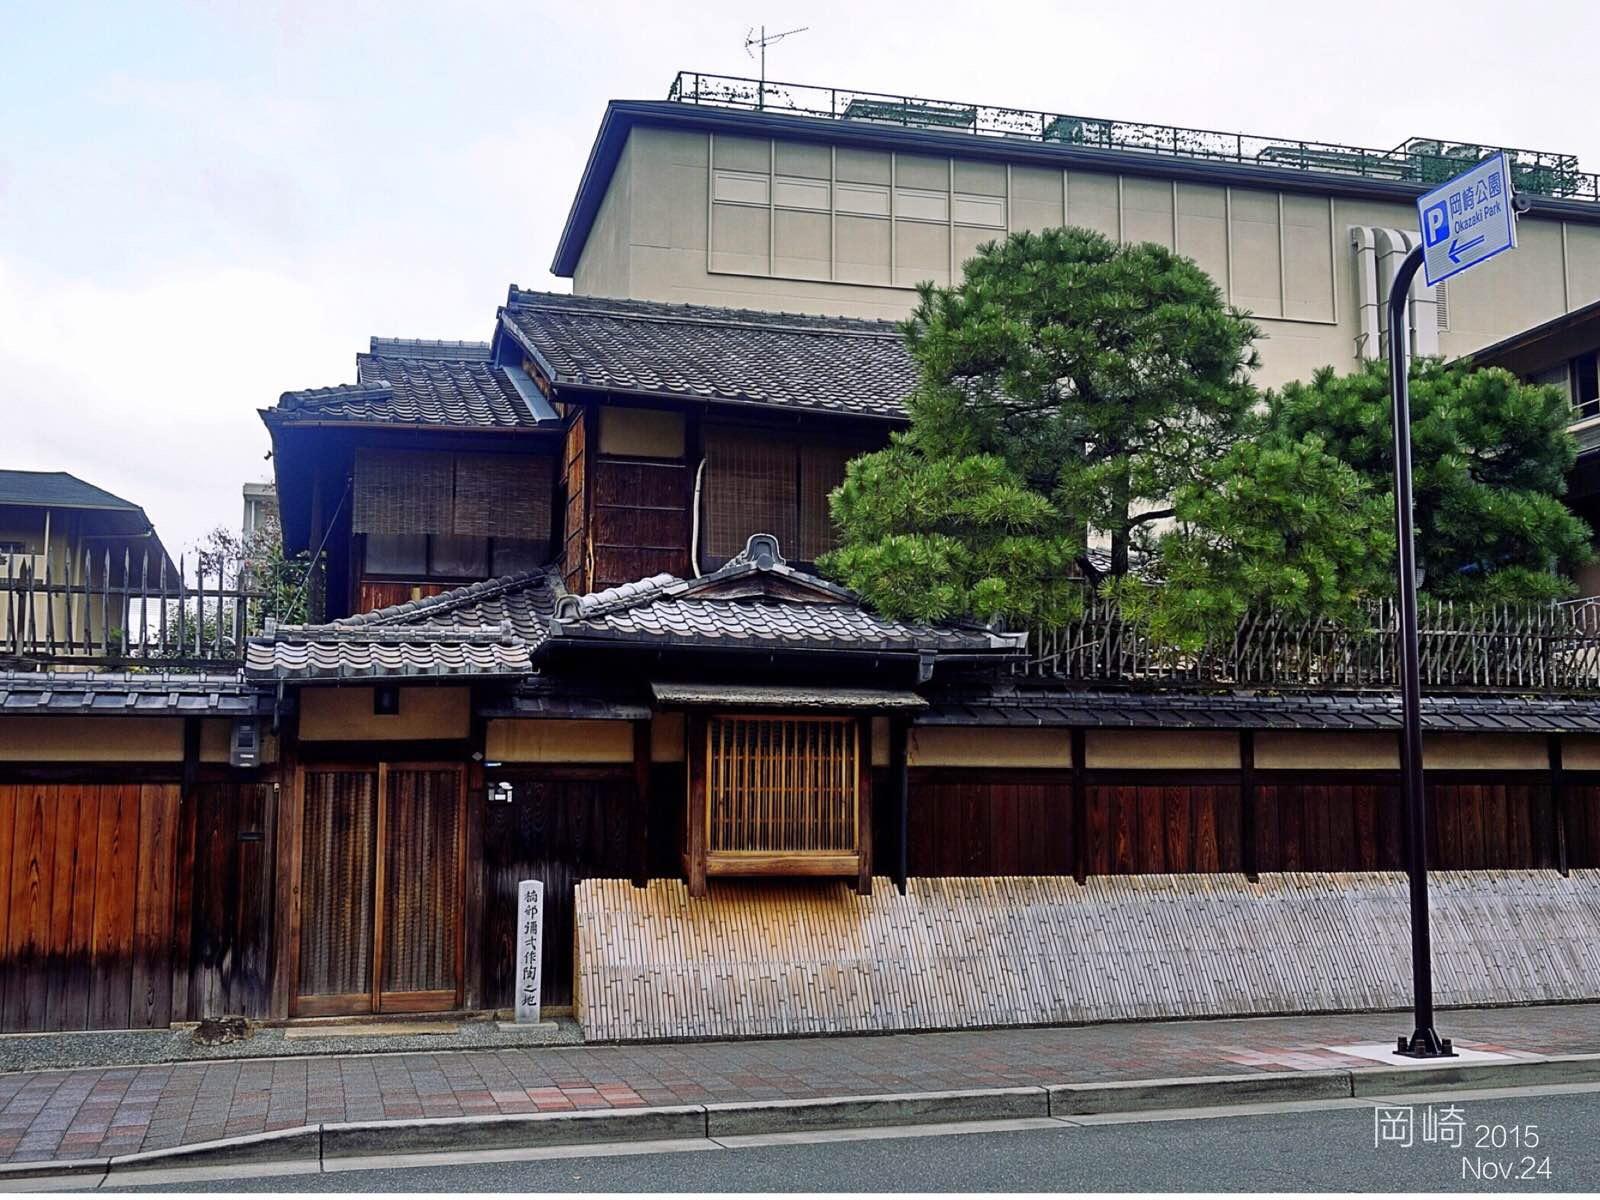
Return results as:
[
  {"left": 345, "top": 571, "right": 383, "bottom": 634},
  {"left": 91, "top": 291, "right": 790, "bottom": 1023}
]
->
[
  {"left": 354, "top": 450, "right": 453, "bottom": 535},
  {"left": 453, "top": 454, "right": 553, "bottom": 539},
  {"left": 355, "top": 449, "right": 553, "bottom": 540},
  {"left": 703, "top": 427, "right": 797, "bottom": 558},
  {"left": 798, "top": 443, "right": 854, "bottom": 561},
  {"left": 707, "top": 716, "right": 858, "bottom": 854}
]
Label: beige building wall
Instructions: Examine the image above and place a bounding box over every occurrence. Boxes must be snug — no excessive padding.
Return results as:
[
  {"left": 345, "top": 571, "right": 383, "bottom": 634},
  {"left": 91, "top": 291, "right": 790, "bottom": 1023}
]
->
[
  {"left": 0, "top": 716, "right": 184, "bottom": 761},
  {"left": 299, "top": 686, "right": 471, "bottom": 742},
  {"left": 574, "top": 126, "right": 1600, "bottom": 389},
  {"left": 487, "top": 718, "right": 634, "bottom": 763}
]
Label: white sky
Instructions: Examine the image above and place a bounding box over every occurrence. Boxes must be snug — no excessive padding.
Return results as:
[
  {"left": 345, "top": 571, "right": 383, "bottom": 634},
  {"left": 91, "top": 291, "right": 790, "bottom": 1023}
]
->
[{"left": 3, "top": 0, "right": 1597, "bottom": 555}]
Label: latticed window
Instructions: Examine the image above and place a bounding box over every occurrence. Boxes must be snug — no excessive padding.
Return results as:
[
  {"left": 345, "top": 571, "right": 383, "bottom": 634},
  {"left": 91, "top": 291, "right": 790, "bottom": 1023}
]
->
[{"left": 706, "top": 716, "right": 859, "bottom": 854}]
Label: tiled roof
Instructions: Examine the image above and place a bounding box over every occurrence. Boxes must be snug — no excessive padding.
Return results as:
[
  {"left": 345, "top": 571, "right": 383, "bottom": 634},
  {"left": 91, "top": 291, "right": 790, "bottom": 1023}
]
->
[
  {"left": 270, "top": 341, "right": 556, "bottom": 430},
  {"left": 501, "top": 289, "right": 915, "bottom": 420},
  {"left": 0, "top": 671, "right": 268, "bottom": 715},
  {"left": 245, "top": 623, "right": 531, "bottom": 681},
  {"left": 551, "top": 533, "right": 1022, "bottom": 657},
  {"left": 918, "top": 687, "right": 1600, "bottom": 733},
  {"left": 246, "top": 569, "right": 562, "bottom": 682},
  {"left": 0, "top": 470, "right": 145, "bottom": 512},
  {"left": 650, "top": 682, "right": 928, "bottom": 710}
]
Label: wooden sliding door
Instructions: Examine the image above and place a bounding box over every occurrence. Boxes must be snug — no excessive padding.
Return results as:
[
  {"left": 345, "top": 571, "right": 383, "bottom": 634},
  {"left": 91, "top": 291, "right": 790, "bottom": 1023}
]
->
[{"left": 292, "top": 764, "right": 464, "bottom": 1016}]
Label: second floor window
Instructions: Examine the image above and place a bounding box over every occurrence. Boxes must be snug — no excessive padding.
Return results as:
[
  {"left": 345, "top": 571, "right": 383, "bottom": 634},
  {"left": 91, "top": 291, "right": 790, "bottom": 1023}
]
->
[
  {"left": 364, "top": 533, "right": 546, "bottom": 580},
  {"left": 1573, "top": 351, "right": 1600, "bottom": 421}
]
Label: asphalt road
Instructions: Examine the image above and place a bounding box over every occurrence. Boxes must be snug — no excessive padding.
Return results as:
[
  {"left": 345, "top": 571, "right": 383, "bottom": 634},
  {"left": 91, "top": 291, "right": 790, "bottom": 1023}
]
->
[{"left": 109, "top": 1086, "right": 1600, "bottom": 1193}]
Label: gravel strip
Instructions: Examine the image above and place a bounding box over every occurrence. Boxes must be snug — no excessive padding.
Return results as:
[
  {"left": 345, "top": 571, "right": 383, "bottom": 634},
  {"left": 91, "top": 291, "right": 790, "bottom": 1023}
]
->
[{"left": 0, "top": 1016, "right": 580, "bottom": 1074}]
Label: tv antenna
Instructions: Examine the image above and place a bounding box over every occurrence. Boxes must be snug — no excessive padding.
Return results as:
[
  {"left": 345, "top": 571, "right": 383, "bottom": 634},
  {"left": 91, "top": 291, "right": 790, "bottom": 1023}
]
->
[{"left": 744, "top": 24, "right": 807, "bottom": 104}]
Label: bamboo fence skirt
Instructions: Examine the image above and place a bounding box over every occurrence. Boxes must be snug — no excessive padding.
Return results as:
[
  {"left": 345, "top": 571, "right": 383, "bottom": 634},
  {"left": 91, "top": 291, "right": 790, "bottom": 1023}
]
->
[{"left": 573, "top": 872, "right": 1600, "bottom": 1042}]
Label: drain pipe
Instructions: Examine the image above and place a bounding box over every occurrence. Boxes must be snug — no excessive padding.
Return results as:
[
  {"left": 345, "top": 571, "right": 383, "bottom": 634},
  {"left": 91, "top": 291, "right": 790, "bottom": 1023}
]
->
[
  {"left": 1351, "top": 227, "right": 1381, "bottom": 361},
  {"left": 690, "top": 457, "right": 707, "bottom": 578}
]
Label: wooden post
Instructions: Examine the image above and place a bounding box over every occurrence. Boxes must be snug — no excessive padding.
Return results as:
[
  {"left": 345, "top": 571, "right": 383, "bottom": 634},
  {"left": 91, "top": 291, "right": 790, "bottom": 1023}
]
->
[
  {"left": 685, "top": 713, "right": 708, "bottom": 897},
  {"left": 856, "top": 716, "right": 873, "bottom": 895},
  {"left": 1551, "top": 733, "right": 1569, "bottom": 877},
  {"left": 1240, "top": 729, "right": 1258, "bottom": 882},
  {"left": 463, "top": 713, "right": 487, "bottom": 1010},
  {"left": 891, "top": 718, "right": 910, "bottom": 894},
  {"left": 169, "top": 718, "right": 202, "bottom": 1022},
  {"left": 631, "top": 719, "right": 652, "bottom": 888},
  {"left": 1071, "top": 727, "right": 1087, "bottom": 884},
  {"left": 269, "top": 709, "right": 302, "bottom": 1020}
]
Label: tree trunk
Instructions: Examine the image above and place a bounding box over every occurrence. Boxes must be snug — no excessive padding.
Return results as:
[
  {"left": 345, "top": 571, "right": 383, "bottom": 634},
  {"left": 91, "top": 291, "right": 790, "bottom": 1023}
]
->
[{"left": 1109, "top": 469, "right": 1132, "bottom": 578}]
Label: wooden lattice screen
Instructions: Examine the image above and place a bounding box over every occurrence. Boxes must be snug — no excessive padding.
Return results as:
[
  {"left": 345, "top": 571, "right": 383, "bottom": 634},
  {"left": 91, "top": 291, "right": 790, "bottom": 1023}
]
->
[
  {"left": 296, "top": 769, "right": 377, "bottom": 1007},
  {"left": 707, "top": 716, "right": 858, "bottom": 854}
]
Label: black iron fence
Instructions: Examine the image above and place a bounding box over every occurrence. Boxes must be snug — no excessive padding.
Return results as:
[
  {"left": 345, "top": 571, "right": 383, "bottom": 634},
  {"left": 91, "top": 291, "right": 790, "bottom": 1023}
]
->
[
  {"left": 1, "top": 548, "right": 275, "bottom": 667},
  {"left": 667, "top": 71, "right": 1600, "bottom": 204}
]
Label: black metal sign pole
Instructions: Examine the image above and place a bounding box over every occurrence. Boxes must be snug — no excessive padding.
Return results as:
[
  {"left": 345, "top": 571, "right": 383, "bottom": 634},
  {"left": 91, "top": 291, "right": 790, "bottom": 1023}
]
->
[{"left": 1386, "top": 242, "right": 1452, "bottom": 1059}]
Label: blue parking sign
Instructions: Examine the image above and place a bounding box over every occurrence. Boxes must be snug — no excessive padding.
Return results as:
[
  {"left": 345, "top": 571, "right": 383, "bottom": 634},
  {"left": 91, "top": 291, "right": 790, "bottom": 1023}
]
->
[
  {"left": 1422, "top": 201, "right": 1450, "bottom": 248},
  {"left": 1415, "top": 154, "right": 1517, "bottom": 286}
]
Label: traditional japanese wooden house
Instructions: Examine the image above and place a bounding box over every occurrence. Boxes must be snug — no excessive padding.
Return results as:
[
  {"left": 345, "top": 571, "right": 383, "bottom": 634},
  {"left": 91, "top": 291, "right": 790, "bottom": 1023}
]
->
[{"left": 9, "top": 74, "right": 1600, "bottom": 1036}]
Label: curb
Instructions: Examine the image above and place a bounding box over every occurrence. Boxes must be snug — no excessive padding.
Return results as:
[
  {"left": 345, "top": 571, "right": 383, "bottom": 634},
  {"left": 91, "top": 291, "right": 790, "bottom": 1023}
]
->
[{"left": 7, "top": 1052, "right": 1600, "bottom": 1180}]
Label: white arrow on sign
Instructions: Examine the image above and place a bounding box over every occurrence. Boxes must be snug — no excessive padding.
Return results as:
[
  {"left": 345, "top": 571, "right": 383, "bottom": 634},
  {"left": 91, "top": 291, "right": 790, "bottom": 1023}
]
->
[{"left": 1416, "top": 153, "right": 1518, "bottom": 287}]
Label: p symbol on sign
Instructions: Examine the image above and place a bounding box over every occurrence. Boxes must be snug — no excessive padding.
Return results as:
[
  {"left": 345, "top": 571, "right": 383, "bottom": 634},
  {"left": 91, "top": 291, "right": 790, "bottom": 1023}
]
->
[{"left": 1423, "top": 201, "right": 1450, "bottom": 248}]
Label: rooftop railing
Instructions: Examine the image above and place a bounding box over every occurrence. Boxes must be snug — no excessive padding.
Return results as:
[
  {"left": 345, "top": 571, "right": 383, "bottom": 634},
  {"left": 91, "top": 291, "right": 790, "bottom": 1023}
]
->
[
  {"left": 1, "top": 549, "right": 303, "bottom": 669},
  {"left": 667, "top": 72, "right": 1600, "bottom": 204}
]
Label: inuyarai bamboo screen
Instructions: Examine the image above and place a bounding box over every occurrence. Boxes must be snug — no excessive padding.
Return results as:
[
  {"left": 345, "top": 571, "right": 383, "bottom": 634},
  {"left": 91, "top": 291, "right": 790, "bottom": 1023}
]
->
[
  {"left": 707, "top": 716, "right": 858, "bottom": 854},
  {"left": 353, "top": 449, "right": 553, "bottom": 540}
]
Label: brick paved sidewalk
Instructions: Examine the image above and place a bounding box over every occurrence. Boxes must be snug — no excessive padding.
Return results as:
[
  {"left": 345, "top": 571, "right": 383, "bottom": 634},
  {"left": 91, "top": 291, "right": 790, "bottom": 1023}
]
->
[{"left": 2, "top": 1004, "right": 1597, "bottom": 1164}]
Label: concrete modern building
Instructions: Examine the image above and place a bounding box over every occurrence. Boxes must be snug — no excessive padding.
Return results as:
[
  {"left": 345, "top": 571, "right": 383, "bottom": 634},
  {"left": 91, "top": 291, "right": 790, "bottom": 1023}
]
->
[{"left": 555, "top": 73, "right": 1600, "bottom": 390}]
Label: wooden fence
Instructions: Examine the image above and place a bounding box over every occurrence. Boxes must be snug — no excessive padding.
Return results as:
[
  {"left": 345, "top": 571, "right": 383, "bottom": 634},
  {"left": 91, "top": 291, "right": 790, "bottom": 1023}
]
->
[
  {"left": 1, "top": 550, "right": 271, "bottom": 666},
  {"left": 1028, "top": 593, "right": 1600, "bottom": 691}
]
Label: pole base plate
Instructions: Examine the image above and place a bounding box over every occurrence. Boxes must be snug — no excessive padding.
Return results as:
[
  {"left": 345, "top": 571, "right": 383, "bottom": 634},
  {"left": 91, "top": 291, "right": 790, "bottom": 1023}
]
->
[{"left": 1394, "top": 1030, "right": 1456, "bottom": 1059}]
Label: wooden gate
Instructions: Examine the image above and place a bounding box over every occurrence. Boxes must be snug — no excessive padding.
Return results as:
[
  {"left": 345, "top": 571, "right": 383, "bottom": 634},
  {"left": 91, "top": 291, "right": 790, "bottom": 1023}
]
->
[
  {"left": 290, "top": 764, "right": 464, "bottom": 1016},
  {"left": 0, "top": 783, "right": 179, "bottom": 1032}
]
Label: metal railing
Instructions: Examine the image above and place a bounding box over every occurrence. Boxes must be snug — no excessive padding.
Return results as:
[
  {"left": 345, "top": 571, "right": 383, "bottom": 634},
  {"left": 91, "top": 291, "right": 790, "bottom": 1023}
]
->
[
  {"left": 1, "top": 549, "right": 273, "bottom": 667},
  {"left": 1027, "top": 594, "right": 1600, "bottom": 692},
  {"left": 667, "top": 71, "right": 1600, "bottom": 204}
]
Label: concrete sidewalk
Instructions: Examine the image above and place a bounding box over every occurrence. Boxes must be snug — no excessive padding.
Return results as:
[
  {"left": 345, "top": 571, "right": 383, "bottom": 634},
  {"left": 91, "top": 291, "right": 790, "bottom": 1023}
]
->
[{"left": 3, "top": 1004, "right": 1599, "bottom": 1167}]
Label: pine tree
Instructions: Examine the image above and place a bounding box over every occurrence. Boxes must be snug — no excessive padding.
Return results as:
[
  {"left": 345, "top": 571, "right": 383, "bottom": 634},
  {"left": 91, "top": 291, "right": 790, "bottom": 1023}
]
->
[{"left": 1267, "top": 359, "right": 1591, "bottom": 602}]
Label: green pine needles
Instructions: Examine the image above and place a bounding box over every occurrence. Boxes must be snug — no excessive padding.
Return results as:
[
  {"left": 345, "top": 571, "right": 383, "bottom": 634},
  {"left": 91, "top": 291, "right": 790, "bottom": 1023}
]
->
[{"left": 822, "top": 227, "right": 1590, "bottom": 650}]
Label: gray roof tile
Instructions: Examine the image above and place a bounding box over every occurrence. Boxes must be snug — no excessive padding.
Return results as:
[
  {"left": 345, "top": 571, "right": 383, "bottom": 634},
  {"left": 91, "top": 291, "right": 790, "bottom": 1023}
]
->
[
  {"left": 270, "top": 344, "right": 556, "bottom": 430},
  {"left": 0, "top": 671, "right": 268, "bottom": 715},
  {"left": 245, "top": 623, "right": 530, "bottom": 681},
  {"left": 501, "top": 289, "right": 915, "bottom": 421},
  {"left": 552, "top": 534, "right": 1022, "bottom": 657},
  {"left": 245, "top": 569, "right": 563, "bottom": 682},
  {"left": 918, "top": 686, "right": 1600, "bottom": 733}
]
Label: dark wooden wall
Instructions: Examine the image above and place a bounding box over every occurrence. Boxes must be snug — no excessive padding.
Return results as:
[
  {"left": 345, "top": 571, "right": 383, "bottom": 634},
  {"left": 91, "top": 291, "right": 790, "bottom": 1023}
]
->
[
  {"left": 589, "top": 457, "right": 690, "bottom": 589},
  {"left": 181, "top": 780, "right": 277, "bottom": 1019},
  {"left": 905, "top": 767, "right": 1589, "bottom": 878},
  {"left": 482, "top": 771, "right": 641, "bottom": 1008},
  {"left": 1085, "top": 781, "right": 1244, "bottom": 874},
  {"left": 0, "top": 783, "right": 180, "bottom": 1032},
  {"left": 909, "top": 771, "right": 1072, "bottom": 876}
]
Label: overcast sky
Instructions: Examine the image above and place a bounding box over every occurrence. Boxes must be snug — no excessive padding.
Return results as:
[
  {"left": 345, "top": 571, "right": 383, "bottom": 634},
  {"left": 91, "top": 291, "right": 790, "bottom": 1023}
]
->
[{"left": 3, "top": 0, "right": 1597, "bottom": 555}]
